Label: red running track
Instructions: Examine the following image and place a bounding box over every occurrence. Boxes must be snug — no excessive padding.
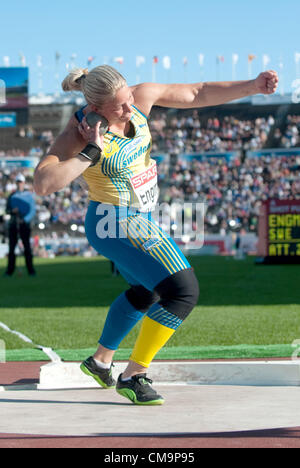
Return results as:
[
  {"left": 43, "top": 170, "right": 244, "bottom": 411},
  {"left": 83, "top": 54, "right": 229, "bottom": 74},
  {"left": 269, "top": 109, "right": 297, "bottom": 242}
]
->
[
  {"left": 1, "top": 362, "right": 300, "bottom": 448},
  {"left": 1, "top": 428, "right": 300, "bottom": 448}
]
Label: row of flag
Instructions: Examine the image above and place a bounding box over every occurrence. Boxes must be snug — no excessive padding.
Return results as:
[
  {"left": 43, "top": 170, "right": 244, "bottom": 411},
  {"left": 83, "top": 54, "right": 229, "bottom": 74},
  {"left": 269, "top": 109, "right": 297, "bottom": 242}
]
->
[{"left": 2, "top": 52, "right": 300, "bottom": 69}]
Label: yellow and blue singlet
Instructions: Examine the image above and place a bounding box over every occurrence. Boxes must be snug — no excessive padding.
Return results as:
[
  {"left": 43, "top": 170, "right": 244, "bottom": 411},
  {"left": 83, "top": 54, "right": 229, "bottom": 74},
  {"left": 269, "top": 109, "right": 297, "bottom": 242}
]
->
[
  {"left": 75, "top": 104, "right": 190, "bottom": 289},
  {"left": 76, "top": 105, "right": 191, "bottom": 365}
]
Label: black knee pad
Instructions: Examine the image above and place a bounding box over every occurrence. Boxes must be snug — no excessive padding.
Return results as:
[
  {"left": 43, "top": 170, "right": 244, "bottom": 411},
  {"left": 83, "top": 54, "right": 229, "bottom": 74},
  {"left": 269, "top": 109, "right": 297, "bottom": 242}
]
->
[
  {"left": 154, "top": 268, "right": 199, "bottom": 321},
  {"left": 125, "top": 285, "right": 160, "bottom": 313}
]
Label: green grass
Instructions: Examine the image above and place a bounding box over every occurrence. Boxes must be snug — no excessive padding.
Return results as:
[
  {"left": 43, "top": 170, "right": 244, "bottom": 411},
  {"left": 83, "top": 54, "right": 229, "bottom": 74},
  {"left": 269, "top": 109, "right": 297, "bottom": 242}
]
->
[{"left": 0, "top": 255, "right": 299, "bottom": 360}]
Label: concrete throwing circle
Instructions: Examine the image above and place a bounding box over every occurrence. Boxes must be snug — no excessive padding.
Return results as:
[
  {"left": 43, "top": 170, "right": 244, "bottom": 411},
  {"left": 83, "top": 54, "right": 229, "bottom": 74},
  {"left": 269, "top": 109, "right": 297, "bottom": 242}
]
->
[{"left": 1, "top": 385, "right": 300, "bottom": 437}]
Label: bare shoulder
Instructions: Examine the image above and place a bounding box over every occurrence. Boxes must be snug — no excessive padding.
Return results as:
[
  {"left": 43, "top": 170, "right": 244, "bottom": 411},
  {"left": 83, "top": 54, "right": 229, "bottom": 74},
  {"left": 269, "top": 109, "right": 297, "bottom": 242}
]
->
[
  {"left": 130, "top": 82, "right": 197, "bottom": 113},
  {"left": 130, "top": 83, "right": 167, "bottom": 117}
]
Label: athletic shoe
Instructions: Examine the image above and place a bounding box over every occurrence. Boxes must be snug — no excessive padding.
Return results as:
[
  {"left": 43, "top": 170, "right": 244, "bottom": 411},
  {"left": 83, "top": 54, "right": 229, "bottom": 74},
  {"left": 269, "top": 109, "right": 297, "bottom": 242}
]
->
[
  {"left": 116, "top": 373, "right": 165, "bottom": 405},
  {"left": 80, "top": 356, "right": 116, "bottom": 389}
]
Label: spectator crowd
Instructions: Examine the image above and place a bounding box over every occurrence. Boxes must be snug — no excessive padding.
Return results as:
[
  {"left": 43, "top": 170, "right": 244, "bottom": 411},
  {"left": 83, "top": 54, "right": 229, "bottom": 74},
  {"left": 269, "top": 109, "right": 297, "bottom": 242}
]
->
[
  {"left": 150, "top": 111, "right": 276, "bottom": 153},
  {"left": 163, "top": 154, "right": 300, "bottom": 234}
]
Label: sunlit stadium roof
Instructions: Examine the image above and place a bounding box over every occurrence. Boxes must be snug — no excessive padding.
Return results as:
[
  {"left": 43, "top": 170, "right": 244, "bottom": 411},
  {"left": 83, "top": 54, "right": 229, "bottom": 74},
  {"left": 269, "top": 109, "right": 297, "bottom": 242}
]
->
[{"left": 29, "top": 93, "right": 86, "bottom": 106}]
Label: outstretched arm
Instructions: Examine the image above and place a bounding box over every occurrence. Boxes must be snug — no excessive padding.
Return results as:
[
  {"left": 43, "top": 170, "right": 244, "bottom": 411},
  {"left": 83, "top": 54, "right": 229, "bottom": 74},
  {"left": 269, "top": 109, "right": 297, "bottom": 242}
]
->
[{"left": 132, "top": 70, "right": 278, "bottom": 116}]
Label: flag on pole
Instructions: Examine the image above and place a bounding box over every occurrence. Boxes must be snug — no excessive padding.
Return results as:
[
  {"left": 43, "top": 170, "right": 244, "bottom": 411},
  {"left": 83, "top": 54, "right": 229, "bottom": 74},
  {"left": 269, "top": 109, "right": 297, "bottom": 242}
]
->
[
  {"left": 3, "top": 56, "right": 10, "bottom": 67},
  {"left": 54, "top": 52, "right": 61, "bottom": 96},
  {"left": 232, "top": 53, "right": 239, "bottom": 65},
  {"left": 295, "top": 52, "right": 300, "bottom": 64},
  {"left": 162, "top": 56, "right": 171, "bottom": 83},
  {"left": 136, "top": 56, "right": 145, "bottom": 84},
  {"left": 278, "top": 56, "right": 284, "bottom": 96},
  {"left": 136, "top": 56, "right": 145, "bottom": 68},
  {"left": 70, "top": 53, "right": 77, "bottom": 69},
  {"left": 295, "top": 52, "right": 300, "bottom": 79},
  {"left": 162, "top": 56, "right": 171, "bottom": 70},
  {"left": 114, "top": 56, "right": 124, "bottom": 65},
  {"left": 232, "top": 53, "right": 239, "bottom": 80},
  {"left": 37, "top": 55, "right": 42, "bottom": 68},
  {"left": 198, "top": 53, "right": 205, "bottom": 80},
  {"left": 247, "top": 54, "right": 256, "bottom": 79},
  {"left": 183, "top": 57, "right": 188, "bottom": 82},
  {"left": 198, "top": 53, "right": 204, "bottom": 67},
  {"left": 19, "top": 52, "right": 26, "bottom": 67},
  {"left": 36, "top": 55, "right": 43, "bottom": 95},
  {"left": 152, "top": 56, "right": 158, "bottom": 82},
  {"left": 262, "top": 54, "right": 270, "bottom": 70},
  {"left": 216, "top": 56, "right": 224, "bottom": 80},
  {"left": 87, "top": 56, "right": 96, "bottom": 66}
]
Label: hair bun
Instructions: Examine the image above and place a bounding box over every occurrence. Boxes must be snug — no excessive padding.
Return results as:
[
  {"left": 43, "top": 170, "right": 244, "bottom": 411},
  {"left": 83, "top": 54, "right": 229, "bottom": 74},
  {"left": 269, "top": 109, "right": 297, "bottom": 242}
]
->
[{"left": 61, "top": 68, "right": 89, "bottom": 92}]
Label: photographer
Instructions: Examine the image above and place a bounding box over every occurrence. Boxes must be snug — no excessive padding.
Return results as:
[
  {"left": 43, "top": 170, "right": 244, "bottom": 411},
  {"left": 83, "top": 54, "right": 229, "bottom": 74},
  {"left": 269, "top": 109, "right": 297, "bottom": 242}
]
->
[{"left": 4, "top": 173, "right": 36, "bottom": 277}]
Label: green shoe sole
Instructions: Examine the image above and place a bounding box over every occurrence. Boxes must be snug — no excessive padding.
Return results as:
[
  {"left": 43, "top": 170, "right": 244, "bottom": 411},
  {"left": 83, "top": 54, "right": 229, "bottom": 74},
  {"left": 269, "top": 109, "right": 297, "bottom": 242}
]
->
[
  {"left": 80, "top": 363, "right": 116, "bottom": 389},
  {"left": 116, "top": 387, "right": 165, "bottom": 405}
]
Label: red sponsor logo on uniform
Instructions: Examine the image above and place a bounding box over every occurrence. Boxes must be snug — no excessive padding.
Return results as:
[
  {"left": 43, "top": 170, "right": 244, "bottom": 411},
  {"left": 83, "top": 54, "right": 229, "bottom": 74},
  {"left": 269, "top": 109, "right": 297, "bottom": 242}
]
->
[{"left": 131, "top": 165, "right": 157, "bottom": 189}]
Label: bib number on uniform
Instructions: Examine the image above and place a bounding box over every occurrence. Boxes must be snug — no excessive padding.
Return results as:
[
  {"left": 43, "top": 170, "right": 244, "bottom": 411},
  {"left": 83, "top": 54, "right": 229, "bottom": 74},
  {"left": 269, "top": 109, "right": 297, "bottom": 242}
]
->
[{"left": 130, "top": 162, "right": 159, "bottom": 211}]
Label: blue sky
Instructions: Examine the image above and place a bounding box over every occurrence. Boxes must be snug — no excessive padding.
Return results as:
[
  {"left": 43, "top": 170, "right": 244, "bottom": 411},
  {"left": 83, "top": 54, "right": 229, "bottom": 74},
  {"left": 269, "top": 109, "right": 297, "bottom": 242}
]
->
[{"left": 1, "top": 0, "right": 299, "bottom": 96}]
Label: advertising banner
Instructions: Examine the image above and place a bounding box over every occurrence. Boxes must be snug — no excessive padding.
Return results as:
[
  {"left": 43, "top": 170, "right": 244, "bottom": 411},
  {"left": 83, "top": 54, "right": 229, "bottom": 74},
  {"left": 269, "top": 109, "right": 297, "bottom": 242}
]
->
[
  {"left": 258, "top": 199, "right": 300, "bottom": 263},
  {"left": 0, "top": 157, "right": 39, "bottom": 168},
  {"left": 0, "top": 67, "right": 29, "bottom": 109},
  {"left": 178, "top": 151, "right": 239, "bottom": 162},
  {"left": 0, "top": 112, "right": 16, "bottom": 127}
]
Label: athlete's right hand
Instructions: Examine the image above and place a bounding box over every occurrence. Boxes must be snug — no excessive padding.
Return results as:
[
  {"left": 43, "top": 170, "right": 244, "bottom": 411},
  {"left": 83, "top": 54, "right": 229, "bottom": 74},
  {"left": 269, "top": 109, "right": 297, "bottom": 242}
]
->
[{"left": 77, "top": 116, "right": 104, "bottom": 150}]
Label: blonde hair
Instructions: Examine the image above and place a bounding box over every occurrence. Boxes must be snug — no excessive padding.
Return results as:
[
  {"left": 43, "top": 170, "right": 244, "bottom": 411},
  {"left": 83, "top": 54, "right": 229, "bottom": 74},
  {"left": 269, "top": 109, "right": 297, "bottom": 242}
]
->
[{"left": 61, "top": 65, "right": 127, "bottom": 107}]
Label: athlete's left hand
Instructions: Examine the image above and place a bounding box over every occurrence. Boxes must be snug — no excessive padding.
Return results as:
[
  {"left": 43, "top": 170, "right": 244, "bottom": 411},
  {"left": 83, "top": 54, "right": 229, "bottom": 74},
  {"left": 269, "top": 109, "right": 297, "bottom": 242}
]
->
[{"left": 254, "top": 70, "right": 279, "bottom": 95}]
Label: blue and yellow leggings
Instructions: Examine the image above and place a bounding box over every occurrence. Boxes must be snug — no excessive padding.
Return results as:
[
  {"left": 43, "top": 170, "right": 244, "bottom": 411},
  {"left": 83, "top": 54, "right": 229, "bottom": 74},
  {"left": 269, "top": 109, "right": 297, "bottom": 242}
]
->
[{"left": 85, "top": 202, "right": 199, "bottom": 367}]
